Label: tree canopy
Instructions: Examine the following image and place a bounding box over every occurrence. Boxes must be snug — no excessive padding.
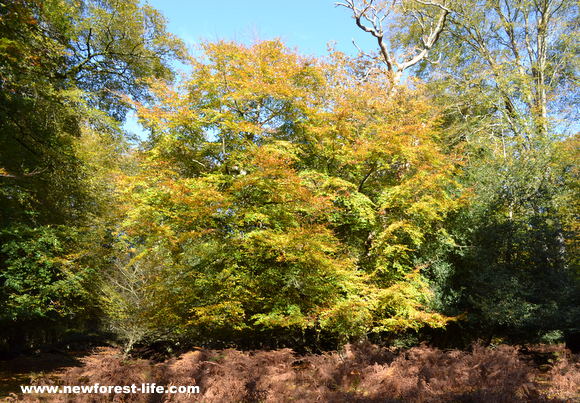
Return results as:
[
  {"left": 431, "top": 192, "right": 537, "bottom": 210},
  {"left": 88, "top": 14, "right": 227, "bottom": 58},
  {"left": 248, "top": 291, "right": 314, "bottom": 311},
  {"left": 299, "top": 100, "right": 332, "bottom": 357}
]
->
[{"left": 0, "top": 0, "right": 577, "bottom": 354}]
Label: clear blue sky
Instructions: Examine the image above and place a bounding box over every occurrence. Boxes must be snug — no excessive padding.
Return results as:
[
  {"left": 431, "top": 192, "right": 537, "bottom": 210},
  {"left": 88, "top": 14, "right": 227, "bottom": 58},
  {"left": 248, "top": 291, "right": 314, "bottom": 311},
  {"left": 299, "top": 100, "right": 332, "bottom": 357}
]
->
[
  {"left": 126, "top": 1, "right": 376, "bottom": 137},
  {"left": 146, "top": 0, "right": 375, "bottom": 57}
]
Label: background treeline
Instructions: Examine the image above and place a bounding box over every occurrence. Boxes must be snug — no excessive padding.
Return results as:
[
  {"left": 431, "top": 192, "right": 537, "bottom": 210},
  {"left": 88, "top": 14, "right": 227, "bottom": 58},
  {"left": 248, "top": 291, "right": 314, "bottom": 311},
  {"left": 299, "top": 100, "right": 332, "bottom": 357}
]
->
[{"left": 0, "top": 0, "right": 578, "bottom": 356}]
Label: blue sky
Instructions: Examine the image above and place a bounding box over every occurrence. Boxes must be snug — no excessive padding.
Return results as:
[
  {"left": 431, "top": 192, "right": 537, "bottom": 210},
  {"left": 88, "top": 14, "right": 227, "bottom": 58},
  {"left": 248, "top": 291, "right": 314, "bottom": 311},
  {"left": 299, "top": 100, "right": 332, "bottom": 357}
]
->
[
  {"left": 125, "top": 0, "right": 375, "bottom": 137},
  {"left": 146, "top": 0, "right": 375, "bottom": 57}
]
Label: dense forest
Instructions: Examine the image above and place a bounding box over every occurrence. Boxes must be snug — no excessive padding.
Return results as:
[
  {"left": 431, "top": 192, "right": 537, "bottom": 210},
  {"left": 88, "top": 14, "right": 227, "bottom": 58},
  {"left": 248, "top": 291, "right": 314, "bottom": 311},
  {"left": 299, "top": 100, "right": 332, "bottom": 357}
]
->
[{"left": 0, "top": 0, "right": 578, "bottom": 396}]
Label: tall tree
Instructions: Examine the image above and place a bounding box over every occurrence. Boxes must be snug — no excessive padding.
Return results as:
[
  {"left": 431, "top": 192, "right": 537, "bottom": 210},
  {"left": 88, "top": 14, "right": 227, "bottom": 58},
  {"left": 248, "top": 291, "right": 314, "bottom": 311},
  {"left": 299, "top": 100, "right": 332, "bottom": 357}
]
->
[
  {"left": 420, "top": 0, "right": 579, "bottom": 342},
  {"left": 107, "top": 40, "right": 460, "bottom": 349},
  {"left": 0, "top": 0, "right": 183, "bottom": 353},
  {"left": 339, "top": 0, "right": 579, "bottom": 343}
]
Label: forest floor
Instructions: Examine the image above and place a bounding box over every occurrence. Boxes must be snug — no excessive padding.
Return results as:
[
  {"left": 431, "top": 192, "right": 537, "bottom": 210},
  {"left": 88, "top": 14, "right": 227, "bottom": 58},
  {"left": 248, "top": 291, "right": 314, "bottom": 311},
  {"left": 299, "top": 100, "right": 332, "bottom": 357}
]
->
[{"left": 1, "top": 343, "right": 578, "bottom": 402}]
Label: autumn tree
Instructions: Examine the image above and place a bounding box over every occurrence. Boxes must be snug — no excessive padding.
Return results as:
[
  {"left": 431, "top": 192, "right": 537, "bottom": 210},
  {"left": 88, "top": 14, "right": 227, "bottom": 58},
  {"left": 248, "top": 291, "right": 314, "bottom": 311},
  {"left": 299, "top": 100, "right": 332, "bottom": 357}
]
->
[
  {"left": 339, "top": 0, "right": 579, "bottom": 343},
  {"left": 105, "top": 40, "right": 461, "bottom": 349},
  {"left": 0, "top": 0, "right": 183, "bottom": 353}
]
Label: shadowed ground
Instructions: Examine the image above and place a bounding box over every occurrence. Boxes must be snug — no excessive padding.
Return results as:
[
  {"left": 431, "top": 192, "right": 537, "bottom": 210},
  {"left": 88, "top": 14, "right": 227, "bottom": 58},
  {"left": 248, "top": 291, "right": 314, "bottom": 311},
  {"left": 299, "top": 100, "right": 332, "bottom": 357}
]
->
[{"left": 3, "top": 343, "right": 579, "bottom": 402}]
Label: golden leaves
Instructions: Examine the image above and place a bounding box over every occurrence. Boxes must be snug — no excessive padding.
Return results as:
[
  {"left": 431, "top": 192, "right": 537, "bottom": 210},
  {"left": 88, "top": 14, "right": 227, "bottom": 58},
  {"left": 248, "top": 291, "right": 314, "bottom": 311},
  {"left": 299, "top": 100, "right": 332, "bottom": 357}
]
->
[{"left": 114, "top": 39, "right": 463, "bottom": 336}]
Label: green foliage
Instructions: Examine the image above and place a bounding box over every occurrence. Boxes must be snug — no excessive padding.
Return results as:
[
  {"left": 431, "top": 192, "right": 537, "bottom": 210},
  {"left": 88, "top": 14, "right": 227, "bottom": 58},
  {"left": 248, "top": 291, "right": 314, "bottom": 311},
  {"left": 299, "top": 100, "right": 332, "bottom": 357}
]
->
[
  {"left": 0, "top": 225, "right": 97, "bottom": 321},
  {"left": 1, "top": 0, "right": 577, "bottom": 354},
  {"left": 340, "top": 0, "right": 579, "bottom": 346},
  {"left": 106, "top": 40, "right": 460, "bottom": 348},
  {"left": 59, "top": 0, "right": 186, "bottom": 119},
  {"left": 0, "top": 0, "right": 182, "bottom": 351},
  {"left": 441, "top": 137, "right": 580, "bottom": 342}
]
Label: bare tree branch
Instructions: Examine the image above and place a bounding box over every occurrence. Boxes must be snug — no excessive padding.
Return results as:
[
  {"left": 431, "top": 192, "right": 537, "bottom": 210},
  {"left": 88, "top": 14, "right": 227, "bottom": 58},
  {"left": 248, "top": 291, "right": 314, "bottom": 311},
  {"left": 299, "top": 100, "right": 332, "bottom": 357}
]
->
[{"left": 337, "top": 0, "right": 450, "bottom": 85}]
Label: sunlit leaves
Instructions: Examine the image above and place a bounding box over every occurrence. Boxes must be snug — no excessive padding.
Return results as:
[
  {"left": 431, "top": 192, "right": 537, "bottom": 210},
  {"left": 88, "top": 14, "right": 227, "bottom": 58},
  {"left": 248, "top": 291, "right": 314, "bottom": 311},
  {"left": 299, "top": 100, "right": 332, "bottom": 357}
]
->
[{"left": 111, "top": 40, "right": 462, "bottom": 344}]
